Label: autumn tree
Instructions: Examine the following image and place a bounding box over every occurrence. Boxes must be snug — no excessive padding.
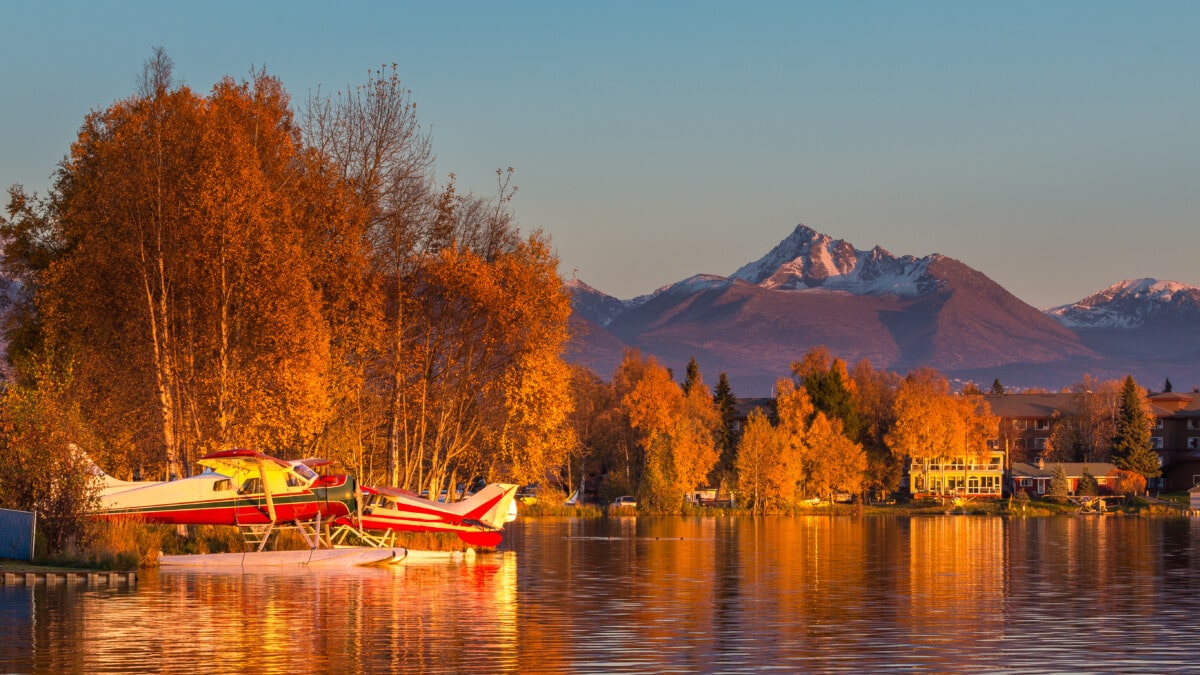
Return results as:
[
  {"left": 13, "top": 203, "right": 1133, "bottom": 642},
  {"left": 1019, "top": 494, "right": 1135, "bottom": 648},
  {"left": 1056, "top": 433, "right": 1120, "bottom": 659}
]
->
[
  {"left": 31, "top": 53, "right": 337, "bottom": 479},
  {"left": 805, "top": 413, "right": 866, "bottom": 501},
  {"left": 302, "top": 66, "right": 573, "bottom": 495},
  {"left": 1107, "top": 468, "right": 1147, "bottom": 497},
  {"left": 1045, "top": 375, "right": 1121, "bottom": 463},
  {"left": 615, "top": 350, "right": 718, "bottom": 510},
  {"left": 886, "top": 368, "right": 996, "bottom": 496},
  {"left": 1, "top": 187, "right": 59, "bottom": 371},
  {"left": 851, "top": 359, "right": 902, "bottom": 500},
  {"left": 734, "top": 409, "right": 779, "bottom": 514},
  {"left": 1110, "top": 375, "right": 1160, "bottom": 486},
  {"left": 7, "top": 53, "right": 575, "bottom": 501},
  {"left": 566, "top": 365, "right": 628, "bottom": 497},
  {"left": 791, "top": 346, "right": 863, "bottom": 442},
  {"left": 0, "top": 353, "right": 99, "bottom": 553},
  {"left": 773, "top": 379, "right": 814, "bottom": 506}
]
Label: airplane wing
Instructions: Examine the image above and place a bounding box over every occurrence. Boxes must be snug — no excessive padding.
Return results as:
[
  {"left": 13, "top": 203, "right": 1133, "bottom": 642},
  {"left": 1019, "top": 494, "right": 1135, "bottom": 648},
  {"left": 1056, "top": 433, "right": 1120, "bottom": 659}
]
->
[{"left": 197, "top": 449, "right": 292, "bottom": 478}]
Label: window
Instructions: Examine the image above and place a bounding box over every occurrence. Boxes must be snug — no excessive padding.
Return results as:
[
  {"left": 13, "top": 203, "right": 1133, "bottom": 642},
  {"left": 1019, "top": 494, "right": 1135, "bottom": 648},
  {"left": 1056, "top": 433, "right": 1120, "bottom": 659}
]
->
[
  {"left": 1034, "top": 419, "right": 1049, "bottom": 431},
  {"left": 987, "top": 439, "right": 999, "bottom": 450},
  {"left": 1014, "top": 419, "right": 1028, "bottom": 430},
  {"left": 1189, "top": 438, "right": 1200, "bottom": 450},
  {"left": 1020, "top": 478, "right": 1032, "bottom": 486},
  {"left": 1033, "top": 438, "right": 1047, "bottom": 450},
  {"left": 1151, "top": 437, "right": 1163, "bottom": 450},
  {"left": 1014, "top": 438, "right": 1026, "bottom": 449},
  {"left": 1155, "top": 418, "right": 1164, "bottom": 430},
  {"left": 1189, "top": 419, "right": 1200, "bottom": 430}
]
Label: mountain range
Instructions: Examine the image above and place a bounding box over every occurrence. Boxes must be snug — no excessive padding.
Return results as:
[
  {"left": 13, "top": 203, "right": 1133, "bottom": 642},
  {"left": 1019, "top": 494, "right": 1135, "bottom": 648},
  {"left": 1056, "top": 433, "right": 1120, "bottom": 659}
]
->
[{"left": 567, "top": 225, "right": 1200, "bottom": 395}]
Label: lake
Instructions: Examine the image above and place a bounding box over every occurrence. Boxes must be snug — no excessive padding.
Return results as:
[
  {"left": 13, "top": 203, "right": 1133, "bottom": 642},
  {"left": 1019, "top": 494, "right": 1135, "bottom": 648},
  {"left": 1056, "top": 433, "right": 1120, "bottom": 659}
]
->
[{"left": 3, "top": 515, "right": 1200, "bottom": 673}]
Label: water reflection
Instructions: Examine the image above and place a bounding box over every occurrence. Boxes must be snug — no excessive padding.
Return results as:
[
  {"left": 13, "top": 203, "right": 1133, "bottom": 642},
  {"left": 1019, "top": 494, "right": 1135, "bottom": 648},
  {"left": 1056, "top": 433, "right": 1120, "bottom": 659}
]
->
[{"left": 6, "top": 517, "right": 1200, "bottom": 672}]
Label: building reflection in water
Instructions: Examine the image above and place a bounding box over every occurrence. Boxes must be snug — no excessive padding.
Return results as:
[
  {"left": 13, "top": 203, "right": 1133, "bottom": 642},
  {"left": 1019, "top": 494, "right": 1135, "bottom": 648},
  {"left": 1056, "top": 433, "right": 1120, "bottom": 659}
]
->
[{"left": 7, "top": 516, "right": 1200, "bottom": 673}]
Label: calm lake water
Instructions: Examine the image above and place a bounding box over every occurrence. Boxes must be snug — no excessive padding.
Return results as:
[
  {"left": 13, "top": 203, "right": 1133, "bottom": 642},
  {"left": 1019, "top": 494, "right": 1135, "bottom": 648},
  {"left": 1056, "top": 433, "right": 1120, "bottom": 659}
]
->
[{"left": 4, "top": 515, "right": 1200, "bottom": 673}]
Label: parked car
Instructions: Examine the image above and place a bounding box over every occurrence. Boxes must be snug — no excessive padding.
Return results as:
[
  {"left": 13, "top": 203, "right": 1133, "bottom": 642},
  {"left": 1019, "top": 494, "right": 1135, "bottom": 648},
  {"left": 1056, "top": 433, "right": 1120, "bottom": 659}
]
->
[
  {"left": 611, "top": 495, "right": 637, "bottom": 509},
  {"left": 516, "top": 484, "right": 540, "bottom": 505}
]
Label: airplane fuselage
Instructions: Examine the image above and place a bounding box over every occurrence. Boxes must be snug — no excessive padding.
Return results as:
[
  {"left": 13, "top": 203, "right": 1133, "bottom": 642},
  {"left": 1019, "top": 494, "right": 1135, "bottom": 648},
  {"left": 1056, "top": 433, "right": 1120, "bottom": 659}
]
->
[{"left": 96, "top": 472, "right": 356, "bottom": 526}]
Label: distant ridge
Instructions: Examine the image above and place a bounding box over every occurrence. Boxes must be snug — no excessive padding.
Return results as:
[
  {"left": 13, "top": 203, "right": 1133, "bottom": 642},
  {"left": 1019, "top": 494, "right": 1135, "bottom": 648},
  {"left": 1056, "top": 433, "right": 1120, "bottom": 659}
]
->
[
  {"left": 1045, "top": 278, "right": 1200, "bottom": 329},
  {"left": 565, "top": 223, "right": 1173, "bottom": 395}
]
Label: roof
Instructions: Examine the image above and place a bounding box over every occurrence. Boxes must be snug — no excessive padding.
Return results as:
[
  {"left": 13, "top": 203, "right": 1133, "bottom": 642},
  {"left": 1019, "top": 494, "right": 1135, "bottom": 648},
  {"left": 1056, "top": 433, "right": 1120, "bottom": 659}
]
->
[
  {"left": 984, "top": 393, "right": 1076, "bottom": 419},
  {"left": 733, "top": 397, "right": 775, "bottom": 419},
  {"left": 1149, "top": 392, "right": 1200, "bottom": 416},
  {"left": 987, "top": 392, "right": 1200, "bottom": 419},
  {"left": 1011, "top": 462, "right": 1118, "bottom": 479}
]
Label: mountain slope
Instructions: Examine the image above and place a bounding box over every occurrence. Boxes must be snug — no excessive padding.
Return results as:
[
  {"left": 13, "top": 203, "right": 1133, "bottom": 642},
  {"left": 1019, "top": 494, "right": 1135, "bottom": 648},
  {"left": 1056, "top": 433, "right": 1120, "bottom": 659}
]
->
[
  {"left": 1045, "top": 278, "right": 1200, "bottom": 369},
  {"left": 569, "top": 224, "right": 1103, "bottom": 394}
]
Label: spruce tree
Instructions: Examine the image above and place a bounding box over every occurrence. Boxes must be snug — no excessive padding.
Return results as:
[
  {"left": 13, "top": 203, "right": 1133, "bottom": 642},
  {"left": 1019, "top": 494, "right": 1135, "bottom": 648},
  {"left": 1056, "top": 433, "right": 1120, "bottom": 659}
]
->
[
  {"left": 1164, "top": 377, "right": 1173, "bottom": 393},
  {"left": 712, "top": 372, "right": 738, "bottom": 475},
  {"left": 991, "top": 379, "right": 1005, "bottom": 395},
  {"left": 801, "top": 364, "right": 863, "bottom": 442},
  {"left": 1049, "top": 463, "right": 1070, "bottom": 499},
  {"left": 1077, "top": 465, "right": 1099, "bottom": 496},
  {"left": 682, "top": 356, "right": 701, "bottom": 395},
  {"left": 1110, "top": 375, "right": 1161, "bottom": 483}
]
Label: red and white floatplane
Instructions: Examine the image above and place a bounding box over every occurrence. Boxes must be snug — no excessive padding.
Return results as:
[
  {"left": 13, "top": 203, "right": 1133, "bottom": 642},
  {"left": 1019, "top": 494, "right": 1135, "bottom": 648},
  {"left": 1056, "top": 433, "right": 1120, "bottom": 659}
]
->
[{"left": 92, "top": 449, "right": 519, "bottom": 566}]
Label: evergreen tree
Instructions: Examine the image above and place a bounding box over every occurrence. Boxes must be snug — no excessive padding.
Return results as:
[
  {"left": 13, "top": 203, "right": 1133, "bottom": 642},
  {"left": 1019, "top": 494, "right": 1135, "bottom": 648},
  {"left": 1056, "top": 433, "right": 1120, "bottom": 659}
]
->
[
  {"left": 682, "top": 356, "right": 701, "bottom": 395},
  {"left": 1077, "top": 465, "right": 1099, "bottom": 496},
  {"left": 1110, "top": 375, "right": 1161, "bottom": 484},
  {"left": 792, "top": 348, "right": 864, "bottom": 442},
  {"left": 1049, "top": 463, "right": 1070, "bottom": 498},
  {"left": 991, "top": 379, "right": 1005, "bottom": 395},
  {"left": 712, "top": 372, "right": 738, "bottom": 476},
  {"left": 1164, "top": 377, "right": 1173, "bottom": 393}
]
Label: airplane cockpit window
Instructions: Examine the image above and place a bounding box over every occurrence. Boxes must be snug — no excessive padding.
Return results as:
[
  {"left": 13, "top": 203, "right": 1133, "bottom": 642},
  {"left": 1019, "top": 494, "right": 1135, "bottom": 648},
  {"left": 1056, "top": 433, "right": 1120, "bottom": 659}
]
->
[
  {"left": 240, "top": 477, "right": 262, "bottom": 495},
  {"left": 293, "top": 463, "right": 318, "bottom": 482},
  {"left": 213, "top": 479, "right": 232, "bottom": 492}
]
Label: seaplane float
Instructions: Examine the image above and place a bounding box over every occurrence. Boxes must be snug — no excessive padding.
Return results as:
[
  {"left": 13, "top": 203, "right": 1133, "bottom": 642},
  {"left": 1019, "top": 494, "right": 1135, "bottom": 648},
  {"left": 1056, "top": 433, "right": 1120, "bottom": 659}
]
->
[{"left": 92, "top": 449, "right": 519, "bottom": 566}]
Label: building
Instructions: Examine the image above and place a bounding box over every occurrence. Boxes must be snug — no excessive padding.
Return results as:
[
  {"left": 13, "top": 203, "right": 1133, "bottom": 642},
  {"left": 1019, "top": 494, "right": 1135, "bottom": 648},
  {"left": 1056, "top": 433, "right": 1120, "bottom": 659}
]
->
[
  {"left": 906, "top": 452, "right": 1006, "bottom": 498},
  {"left": 983, "top": 390, "right": 1200, "bottom": 492},
  {"left": 1148, "top": 391, "right": 1200, "bottom": 490},
  {"left": 1010, "top": 459, "right": 1118, "bottom": 497}
]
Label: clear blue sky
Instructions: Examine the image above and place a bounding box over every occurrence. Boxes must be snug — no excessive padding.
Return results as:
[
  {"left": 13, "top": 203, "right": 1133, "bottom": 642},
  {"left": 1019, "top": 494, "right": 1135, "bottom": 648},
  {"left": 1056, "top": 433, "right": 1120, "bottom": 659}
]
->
[{"left": 2, "top": 1, "right": 1197, "bottom": 308}]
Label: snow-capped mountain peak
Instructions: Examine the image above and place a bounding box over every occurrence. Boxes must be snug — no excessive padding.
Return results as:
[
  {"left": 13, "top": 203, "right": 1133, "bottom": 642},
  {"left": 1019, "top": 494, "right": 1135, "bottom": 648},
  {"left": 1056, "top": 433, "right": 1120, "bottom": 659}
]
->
[
  {"left": 1046, "top": 278, "right": 1200, "bottom": 329},
  {"left": 730, "top": 224, "right": 940, "bottom": 297}
]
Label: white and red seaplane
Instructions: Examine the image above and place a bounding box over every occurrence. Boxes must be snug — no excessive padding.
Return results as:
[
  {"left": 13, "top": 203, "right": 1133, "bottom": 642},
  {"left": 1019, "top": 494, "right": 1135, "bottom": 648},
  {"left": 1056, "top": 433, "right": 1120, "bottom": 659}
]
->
[
  {"left": 92, "top": 449, "right": 520, "bottom": 552},
  {"left": 333, "top": 483, "right": 519, "bottom": 548}
]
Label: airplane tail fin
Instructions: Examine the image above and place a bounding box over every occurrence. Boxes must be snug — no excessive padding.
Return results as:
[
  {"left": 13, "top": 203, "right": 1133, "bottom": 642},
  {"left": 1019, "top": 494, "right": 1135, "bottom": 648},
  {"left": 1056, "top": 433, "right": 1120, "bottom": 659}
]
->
[
  {"left": 75, "top": 448, "right": 161, "bottom": 496},
  {"left": 447, "top": 484, "right": 519, "bottom": 530}
]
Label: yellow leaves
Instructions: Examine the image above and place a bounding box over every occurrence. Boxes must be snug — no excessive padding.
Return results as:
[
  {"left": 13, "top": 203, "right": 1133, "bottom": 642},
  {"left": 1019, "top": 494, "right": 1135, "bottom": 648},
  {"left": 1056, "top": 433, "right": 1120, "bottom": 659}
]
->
[
  {"left": 887, "top": 369, "right": 996, "bottom": 464},
  {"left": 613, "top": 350, "right": 720, "bottom": 505}
]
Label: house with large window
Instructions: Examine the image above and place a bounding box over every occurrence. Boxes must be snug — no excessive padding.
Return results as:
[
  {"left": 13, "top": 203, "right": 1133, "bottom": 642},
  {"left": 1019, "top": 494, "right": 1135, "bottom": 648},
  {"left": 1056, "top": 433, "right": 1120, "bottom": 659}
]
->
[
  {"left": 1010, "top": 459, "right": 1118, "bottom": 497},
  {"left": 906, "top": 451, "right": 1006, "bottom": 498}
]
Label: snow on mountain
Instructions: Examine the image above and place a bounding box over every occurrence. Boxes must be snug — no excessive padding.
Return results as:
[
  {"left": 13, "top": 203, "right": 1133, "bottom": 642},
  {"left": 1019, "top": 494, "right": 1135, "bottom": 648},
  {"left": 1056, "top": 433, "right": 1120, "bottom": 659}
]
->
[
  {"left": 1046, "top": 278, "right": 1200, "bottom": 329},
  {"left": 731, "top": 224, "right": 940, "bottom": 297},
  {"left": 565, "top": 278, "right": 630, "bottom": 327}
]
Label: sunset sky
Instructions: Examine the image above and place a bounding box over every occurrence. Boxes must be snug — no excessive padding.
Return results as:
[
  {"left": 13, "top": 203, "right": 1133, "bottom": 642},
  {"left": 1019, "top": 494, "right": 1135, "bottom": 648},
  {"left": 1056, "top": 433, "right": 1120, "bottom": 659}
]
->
[{"left": 2, "top": 1, "right": 1197, "bottom": 308}]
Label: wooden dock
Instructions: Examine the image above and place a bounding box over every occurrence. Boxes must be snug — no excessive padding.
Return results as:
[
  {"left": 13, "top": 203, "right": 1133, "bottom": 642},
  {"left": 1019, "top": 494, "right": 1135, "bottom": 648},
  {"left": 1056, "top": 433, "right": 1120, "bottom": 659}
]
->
[{"left": 1, "top": 570, "right": 137, "bottom": 586}]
